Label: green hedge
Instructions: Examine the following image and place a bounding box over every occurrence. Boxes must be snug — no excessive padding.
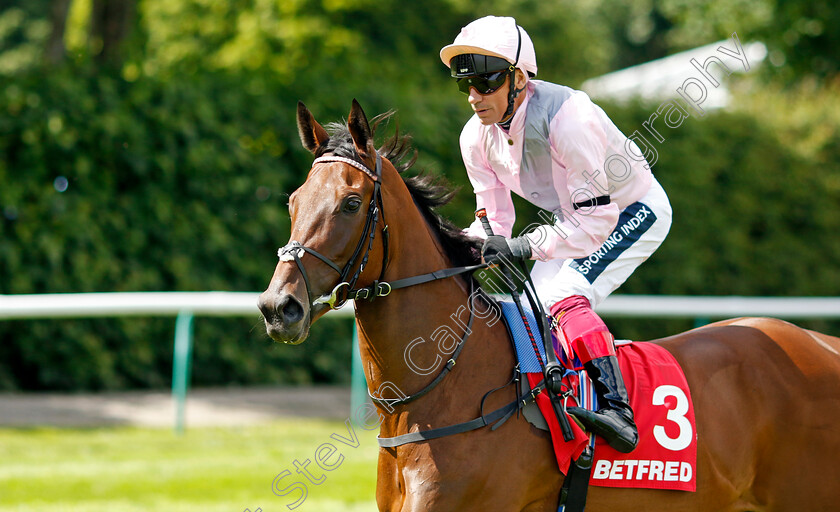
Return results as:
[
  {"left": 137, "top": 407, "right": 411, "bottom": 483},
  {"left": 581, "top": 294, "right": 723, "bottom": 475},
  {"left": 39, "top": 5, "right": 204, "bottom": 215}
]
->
[
  {"left": 0, "top": 68, "right": 351, "bottom": 390},
  {"left": 1, "top": 66, "right": 838, "bottom": 390}
]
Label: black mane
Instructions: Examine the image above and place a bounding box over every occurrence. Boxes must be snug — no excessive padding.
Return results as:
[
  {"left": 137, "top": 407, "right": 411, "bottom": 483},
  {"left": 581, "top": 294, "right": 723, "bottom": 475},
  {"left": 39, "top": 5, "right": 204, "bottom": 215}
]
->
[{"left": 317, "top": 112, "right": 482, "bottom": 271}]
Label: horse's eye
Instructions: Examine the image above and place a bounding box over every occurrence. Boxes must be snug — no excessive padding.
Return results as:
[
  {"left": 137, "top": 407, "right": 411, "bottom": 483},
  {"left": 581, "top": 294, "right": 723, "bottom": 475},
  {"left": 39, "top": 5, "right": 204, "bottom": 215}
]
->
[{"left": 343, "top": 197, "right": 362, "bottom": 213}]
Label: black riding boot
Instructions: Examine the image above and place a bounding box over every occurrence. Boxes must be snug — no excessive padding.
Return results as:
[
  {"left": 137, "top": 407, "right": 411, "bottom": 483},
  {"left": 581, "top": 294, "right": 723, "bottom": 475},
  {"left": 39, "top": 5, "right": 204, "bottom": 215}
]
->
[{"left": 567, "top": 355, "right": 638, "bottom": 453}]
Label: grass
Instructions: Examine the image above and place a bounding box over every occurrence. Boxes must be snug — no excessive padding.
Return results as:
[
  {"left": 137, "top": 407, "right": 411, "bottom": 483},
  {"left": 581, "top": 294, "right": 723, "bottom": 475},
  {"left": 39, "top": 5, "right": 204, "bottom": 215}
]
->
[{"left": 0, "top": 419, "right": 379, "bottom": 512}]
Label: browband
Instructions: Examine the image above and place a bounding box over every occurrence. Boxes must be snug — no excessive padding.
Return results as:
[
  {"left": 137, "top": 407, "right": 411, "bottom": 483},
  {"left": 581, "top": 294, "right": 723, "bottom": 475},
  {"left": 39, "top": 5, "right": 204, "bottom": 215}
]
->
[{"left": 312, "top": 155, "right": 380, "bottom": 182}]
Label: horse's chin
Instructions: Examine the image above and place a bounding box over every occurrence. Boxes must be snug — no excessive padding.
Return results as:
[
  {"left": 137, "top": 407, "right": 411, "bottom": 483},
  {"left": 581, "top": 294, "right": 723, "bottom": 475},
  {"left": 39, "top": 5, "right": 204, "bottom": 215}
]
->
[{"left": 266, "top": 321, "right": 310, "bottom": 345}]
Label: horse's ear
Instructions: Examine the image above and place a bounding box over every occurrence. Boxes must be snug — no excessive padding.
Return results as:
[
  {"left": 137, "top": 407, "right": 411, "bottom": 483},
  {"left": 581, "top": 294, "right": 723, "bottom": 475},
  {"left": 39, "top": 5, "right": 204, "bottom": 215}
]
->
[
  {"left": 297, "top": 101, "right": 330, "bottom": 154},
  {"left": 348, "top": 99, "right": 376, "bottom": 159}
]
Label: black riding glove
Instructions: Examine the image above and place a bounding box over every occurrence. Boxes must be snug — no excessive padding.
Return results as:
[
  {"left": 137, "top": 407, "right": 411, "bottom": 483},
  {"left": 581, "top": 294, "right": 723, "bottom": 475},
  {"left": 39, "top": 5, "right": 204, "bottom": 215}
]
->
[{"left": 481, "top": 235, "right": 532, "bottom": 265}]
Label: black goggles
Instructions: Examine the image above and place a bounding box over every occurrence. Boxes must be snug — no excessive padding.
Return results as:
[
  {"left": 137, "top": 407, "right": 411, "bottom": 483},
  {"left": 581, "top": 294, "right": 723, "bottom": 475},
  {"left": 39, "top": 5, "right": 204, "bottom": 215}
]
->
[
  {"left": 450, "top": 54, "right": 512, "bottom": 77},
  {"left": 455, "top": 71, "right": 508, "bottom": 95}
]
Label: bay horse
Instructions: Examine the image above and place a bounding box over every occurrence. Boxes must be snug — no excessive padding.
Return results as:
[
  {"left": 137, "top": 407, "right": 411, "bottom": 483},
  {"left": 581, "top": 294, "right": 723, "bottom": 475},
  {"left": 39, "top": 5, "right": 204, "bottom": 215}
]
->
[{"left": 258, "top": 100, "right": 840, "bottom": 511}]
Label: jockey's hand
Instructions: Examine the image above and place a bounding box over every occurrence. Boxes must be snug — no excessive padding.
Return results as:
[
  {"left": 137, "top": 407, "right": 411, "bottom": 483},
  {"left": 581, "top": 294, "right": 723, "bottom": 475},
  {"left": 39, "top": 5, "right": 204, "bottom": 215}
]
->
[{"left": 481, "top": 235, "right": 532, "bottom": 265}]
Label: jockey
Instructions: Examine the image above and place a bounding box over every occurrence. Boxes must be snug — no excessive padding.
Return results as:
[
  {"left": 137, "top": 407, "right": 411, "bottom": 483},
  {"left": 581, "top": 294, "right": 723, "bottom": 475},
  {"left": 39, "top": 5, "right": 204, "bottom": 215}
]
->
[{"left": 440, "top": 15, "right": 672, "bottom": 453}]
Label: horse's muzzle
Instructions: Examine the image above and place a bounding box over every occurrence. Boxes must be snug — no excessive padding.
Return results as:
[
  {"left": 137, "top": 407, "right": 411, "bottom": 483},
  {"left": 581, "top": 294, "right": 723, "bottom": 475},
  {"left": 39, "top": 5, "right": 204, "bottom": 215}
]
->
[{"left": 258, "top": 291, "right": 309, "bottom": 344}]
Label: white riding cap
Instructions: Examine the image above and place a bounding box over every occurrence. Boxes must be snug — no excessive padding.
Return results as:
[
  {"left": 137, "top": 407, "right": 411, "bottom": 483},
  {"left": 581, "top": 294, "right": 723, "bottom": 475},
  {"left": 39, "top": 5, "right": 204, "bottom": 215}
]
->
[{"left": 440, "top": 16, "right": 538, "bottom": 77}]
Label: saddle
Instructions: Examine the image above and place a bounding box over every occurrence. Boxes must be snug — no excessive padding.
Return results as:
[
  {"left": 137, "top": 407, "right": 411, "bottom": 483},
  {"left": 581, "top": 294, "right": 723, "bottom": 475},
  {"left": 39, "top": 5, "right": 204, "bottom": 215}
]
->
[{"left": 498, "top": 300, "right": 698, "bottom": 492}]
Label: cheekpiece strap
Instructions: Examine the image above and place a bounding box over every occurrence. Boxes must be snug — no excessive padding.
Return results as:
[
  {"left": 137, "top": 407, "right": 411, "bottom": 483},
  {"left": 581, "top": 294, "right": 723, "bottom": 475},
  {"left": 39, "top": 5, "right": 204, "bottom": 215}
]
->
[{"left": 312, "top": 155, "right": 379, "bottom": 182}]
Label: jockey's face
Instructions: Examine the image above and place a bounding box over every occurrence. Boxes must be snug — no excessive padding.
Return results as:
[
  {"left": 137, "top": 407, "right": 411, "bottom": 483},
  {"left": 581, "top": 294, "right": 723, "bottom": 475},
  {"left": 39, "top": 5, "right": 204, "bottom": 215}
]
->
[{"left": 466, "top": 70, "right": 527, "bottom": 125}]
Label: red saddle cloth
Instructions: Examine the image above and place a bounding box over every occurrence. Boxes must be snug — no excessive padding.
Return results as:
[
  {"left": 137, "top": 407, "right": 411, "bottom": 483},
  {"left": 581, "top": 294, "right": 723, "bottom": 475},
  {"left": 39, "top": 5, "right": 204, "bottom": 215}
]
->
[{"left": 526, "top": 341, "right": 697, "bottom": 492}]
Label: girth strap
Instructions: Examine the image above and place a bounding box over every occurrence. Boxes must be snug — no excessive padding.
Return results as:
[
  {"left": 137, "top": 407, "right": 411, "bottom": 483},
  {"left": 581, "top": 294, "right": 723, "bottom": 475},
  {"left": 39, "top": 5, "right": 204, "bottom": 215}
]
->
[
  {"left": 377, "top": 382, "right": 545, "bottom": 448},
  {"left": 377, "top": 401, "right": 518, "bottom": 448},
  {"left": 559, "top": 446, "right": 593, "bottom": 512}
]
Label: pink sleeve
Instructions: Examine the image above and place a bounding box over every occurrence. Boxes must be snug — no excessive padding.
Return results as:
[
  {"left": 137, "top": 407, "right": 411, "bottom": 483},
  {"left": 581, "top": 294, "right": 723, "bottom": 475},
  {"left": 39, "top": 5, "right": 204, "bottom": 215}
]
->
[
  {"left": 524, "top": 95, "right": 619, "bottom": 260},
  {"left": 460, "top": 124, "right": 515, "bottom": 239}
]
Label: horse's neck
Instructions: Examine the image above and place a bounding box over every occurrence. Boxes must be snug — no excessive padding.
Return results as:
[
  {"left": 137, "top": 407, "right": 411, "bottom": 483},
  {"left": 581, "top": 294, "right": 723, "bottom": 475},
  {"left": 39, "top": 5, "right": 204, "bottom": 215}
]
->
[
  {"left": 354, "top": 216, "right": 462, "bottom": 386},
  {"left": 353, "top": 205, "right": 512, "bottom": 418}
]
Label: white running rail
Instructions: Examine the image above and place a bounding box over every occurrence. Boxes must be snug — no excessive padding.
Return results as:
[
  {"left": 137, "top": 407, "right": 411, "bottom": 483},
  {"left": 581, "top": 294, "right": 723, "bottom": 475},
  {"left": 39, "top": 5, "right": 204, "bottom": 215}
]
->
[
  {"left": 1, "top": 292, "right": 838, "bottom": 319},
  {"left": 1, "top": 292, "right": 837, "bottom": 433}
]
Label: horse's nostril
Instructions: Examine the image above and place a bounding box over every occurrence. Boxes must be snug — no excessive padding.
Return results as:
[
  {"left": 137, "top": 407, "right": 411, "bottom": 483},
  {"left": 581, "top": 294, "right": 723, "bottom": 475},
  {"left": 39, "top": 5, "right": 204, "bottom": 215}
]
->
[
  {"left": 258, "top": 294, "right": 276, "bottom": 321},
  {"left": 280, "top": 295, "right": 304, "bottom": 324}
]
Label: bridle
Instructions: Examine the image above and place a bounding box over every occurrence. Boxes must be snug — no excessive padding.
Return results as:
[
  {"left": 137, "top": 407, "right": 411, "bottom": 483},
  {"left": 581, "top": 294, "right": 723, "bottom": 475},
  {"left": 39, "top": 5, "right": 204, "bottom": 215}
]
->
[
  {"left": 279, "top": 152, "right": 488, "bottom": 311},
  {"left": 278, "top": 153, "right": 390, "bottom": 310},
  {"left": 276, "top": 151, "right": 489, "bottom": 406}
]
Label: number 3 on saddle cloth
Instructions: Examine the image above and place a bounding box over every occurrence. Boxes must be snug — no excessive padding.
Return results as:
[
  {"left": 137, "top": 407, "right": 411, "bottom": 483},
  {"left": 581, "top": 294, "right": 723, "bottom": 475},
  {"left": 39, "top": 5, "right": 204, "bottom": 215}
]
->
[{"left": 499, "top": 301, "right": 698, "bottom": 492}]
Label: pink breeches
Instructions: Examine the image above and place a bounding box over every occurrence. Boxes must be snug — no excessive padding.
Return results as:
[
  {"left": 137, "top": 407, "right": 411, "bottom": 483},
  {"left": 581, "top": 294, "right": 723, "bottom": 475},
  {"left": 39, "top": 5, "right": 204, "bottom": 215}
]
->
[{"left": 550, "top": 295, "right": 615, "bottom": 364}]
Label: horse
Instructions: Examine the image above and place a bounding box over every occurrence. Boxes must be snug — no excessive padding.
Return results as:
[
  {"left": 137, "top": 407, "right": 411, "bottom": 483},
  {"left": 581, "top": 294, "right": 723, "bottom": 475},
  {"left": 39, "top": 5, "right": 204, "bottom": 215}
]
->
[{"left": 258, "top": 100, "right": 840, "bottom": 511}]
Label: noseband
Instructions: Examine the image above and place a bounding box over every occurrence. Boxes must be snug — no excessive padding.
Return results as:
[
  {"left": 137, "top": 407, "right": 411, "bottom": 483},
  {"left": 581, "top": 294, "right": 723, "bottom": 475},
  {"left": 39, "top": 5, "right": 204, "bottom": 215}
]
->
[{"left": 278, "top": 153, "right": 390, "bottom": 309}]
